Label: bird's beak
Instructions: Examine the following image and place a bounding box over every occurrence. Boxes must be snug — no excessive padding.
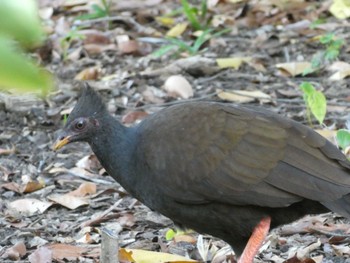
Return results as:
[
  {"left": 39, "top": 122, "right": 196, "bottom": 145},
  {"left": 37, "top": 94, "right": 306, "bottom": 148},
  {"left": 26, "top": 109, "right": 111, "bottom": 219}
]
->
[{"left": 53, "top": 135, "right": 72, "bottom": 151}]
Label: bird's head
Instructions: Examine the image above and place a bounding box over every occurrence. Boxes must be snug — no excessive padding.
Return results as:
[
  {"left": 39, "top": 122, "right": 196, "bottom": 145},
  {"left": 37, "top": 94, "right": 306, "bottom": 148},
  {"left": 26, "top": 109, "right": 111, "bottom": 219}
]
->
[{"left": 53, "top": 84, "right": 107, "bottom": 150}]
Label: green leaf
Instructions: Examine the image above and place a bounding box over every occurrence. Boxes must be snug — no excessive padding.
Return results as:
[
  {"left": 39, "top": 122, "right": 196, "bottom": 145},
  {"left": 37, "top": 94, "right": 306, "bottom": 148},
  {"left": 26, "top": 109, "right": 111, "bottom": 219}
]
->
[
  {"left": 336, "top": 129, "right": 350, "bottom": 150},
  {"left": 200, "top": 0, "right": 207, "bottom": 20},
  {"left": 0, "top": 37, "right": 52, "bottom": 95},
  {"left": 308, "top": 90, "right": 326, "bottom": 125},
  {"left": 151, "top": 44, "right": 177, "bottom": 58},
  {"left": 191, "top": 29, "right": 212, "bottom": 53},
  {"left": 167, "top": 37, "right": 192, "bottom": 52},
  {"left": 300, "top": 82, "right": 327, "bottom": 125},
  {"left": 309, "top": 18, "right": 326, "bottom": 29},
  {"left": 165, "top": 229, "right": 176, "bottom": 241},
  {"left": 0, "top": 0, "right": 44, "bottom": 47},
  {"left": 319, "top": 33, "right": 334, "bottom": 44},
  {"left": 181, "top": 0, "right": 202, "bottom": 30},
  {"left": 300, "top": 82, "right": 315, "bottom": 97},
  {"left": 63, "top": 114, "right": 68, "bottom": 125},
  {"left": 324, "top": 48, "right": 339, "bottom": 61}
]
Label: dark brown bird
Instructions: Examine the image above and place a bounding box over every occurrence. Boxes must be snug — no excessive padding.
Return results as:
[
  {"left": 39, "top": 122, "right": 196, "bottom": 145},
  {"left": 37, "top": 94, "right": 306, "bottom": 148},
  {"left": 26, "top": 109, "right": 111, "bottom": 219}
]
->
[{"left": 53, "top": 85, "right": 350, "bottom": 263}]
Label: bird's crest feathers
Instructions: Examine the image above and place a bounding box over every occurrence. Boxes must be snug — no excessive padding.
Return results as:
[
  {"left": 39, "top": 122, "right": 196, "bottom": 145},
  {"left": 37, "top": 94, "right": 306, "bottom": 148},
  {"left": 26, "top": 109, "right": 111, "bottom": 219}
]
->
[{"left": 67, "top": 83, "right": 107, "bottom": 123}]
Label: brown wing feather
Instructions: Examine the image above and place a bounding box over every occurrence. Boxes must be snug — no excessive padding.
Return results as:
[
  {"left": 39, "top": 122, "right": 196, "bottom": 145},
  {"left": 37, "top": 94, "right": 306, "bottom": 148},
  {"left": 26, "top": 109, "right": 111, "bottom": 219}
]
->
[{"left": 137, "top": 102, "right": 350, "bottom": 209}]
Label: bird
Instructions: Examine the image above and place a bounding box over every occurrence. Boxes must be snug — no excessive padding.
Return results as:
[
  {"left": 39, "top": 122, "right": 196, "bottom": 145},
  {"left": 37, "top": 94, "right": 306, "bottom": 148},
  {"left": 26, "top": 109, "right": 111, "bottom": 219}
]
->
[{"left": 53, "top": 84, "right": 350, "bottom": 263}]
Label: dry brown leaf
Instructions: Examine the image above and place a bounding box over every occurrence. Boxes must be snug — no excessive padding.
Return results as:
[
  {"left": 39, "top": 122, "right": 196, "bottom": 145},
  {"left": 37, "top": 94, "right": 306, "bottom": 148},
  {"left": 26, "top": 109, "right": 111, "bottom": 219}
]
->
[
  {"left": 174, "top": 234, "right": 197, "bottom": 244},
  {"left": 122, "top": 111, "right": 149, "bottom": 124},
  {"left": 1, "top": 182, "right": 21, "bottom": 193},
  {"left": 76, "top": 154, "right": 101, "bottom": 171},
  {"left": 74, "top": 67, "right": 100, "bottom": 80},
  {"left": 246, "top": 58, "right": 267, "bottom": 72},
  {"left": 2, "top": 242, "right": 26, "bottom": 260},
  {"left": 8, "top": 198, "right": 53, "bottom": 216},
  {"left": 84, "top": 43, "right": 117, "bottom": 55},
  {"left": 276, "top": 62, "right": 313, "bottom": 76},
  {"left": 0, "top": 146, "right": 16, "bottom": 155},
  {"left": 285, "top": 255, "right": 316, "bottom": 263},
  {"left": 217, "top": 89, "right": 271, "bottom": 103},
  {"left": 311, "top": 255, "right": 323, "bottom": 263},
  {"left": 68, "top": 182, "right": 96, "bottom": 197},
  {"left": 114, "top": 0, "right": 163, "bottom": 10},
  {"left": 46, "top": 243, "right": 87, "bottom": 261},
  {"left": 48, "top": 194, "right": 89, "bottom": 210},
  {"left": 142, "top": 86, "right": 166, "bottom": 104},
  {"left": 329, "top": 69, "right": 350, "bottom": 80},
  {"left": 70, "top": 167, "right": 97, "bottom": 177},
  {"left": 81, "top": 30, "right": 111, "bottom": 45},
  {"left": 28, "top": 247, "right": 53, "bottom": 263},
  {"left": 22, "top": 180, "right": 45, "bottom": 193},
  {"left": 328, "top": 61, "right": 350, "bottom": 72},
  {"left": 120, "top": 248, "right": 198, "bottom": 263},
  {"left": 48, "top": 166, "right": 68, "bottom": 174},
  {"left": 164, "top": 75, "right": 193, "bottom": 99},
  {"left": 332, "top": 244, "right": 350, "bottom": 256},
  {"left": 118, "top": 39, "right": 140, "bottom": 54},
  {"left": 296, "top": 239, "right": 321, "bottom": 259}
]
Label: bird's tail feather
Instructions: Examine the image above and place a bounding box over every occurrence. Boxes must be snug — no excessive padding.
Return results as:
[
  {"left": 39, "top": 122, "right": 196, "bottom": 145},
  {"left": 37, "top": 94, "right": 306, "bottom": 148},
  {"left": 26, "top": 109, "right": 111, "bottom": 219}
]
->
[{"left": 322, "top": 194, "right": 350, "bottom": 219}]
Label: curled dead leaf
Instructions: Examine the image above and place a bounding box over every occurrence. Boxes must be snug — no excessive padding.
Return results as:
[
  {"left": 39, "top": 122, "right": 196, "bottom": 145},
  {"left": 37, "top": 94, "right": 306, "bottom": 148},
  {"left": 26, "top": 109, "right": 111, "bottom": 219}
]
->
[
  {"left": 276, "top": 62, "right": 313, "bottom": 77},
  {"left": 22, "top": 180, "right": 45, "bottom": 193},
  {"left": 8, "top": 199, "right": 53, "bottom": 216},
  {"left": 74, "top": 67, "right": 100, "bottom": 80},
  {"left": 122, "top": 111, "right": 149, "bottom": 124},
  {"left": 68, "top": 182, "right": 97, "bottom": 197},
  {"left": 28, "top": 247, "right": 53, "bottom": 263},
  {"left": 2, "top": 242, "right": 26, "bottom": 260},
  {"left": 48, "top": 194, "right": 89, "bottom": 210}
]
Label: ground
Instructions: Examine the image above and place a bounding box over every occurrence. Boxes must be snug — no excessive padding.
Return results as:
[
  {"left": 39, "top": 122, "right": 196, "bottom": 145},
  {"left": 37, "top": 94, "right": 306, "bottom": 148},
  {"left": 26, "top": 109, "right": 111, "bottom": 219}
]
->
[{"left": 0, "top": 0, "right": 350, "bottom": 262}]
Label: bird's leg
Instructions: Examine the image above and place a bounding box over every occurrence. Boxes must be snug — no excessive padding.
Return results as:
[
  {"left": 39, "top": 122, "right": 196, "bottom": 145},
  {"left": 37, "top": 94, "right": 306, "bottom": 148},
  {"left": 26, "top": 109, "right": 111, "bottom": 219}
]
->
[{"left": 237, "top": 217, "right": 271, "bottom": 263}]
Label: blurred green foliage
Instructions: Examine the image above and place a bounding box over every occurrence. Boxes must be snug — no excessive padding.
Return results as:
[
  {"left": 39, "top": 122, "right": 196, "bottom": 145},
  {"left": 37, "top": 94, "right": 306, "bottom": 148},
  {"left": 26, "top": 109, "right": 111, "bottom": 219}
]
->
[
  {"left": 337, "top": 129, "right": 350, "bottom": 150},
  {"left": 0, "top": 0, "right": 53, "bottom": 95},
  {"left": 299, "top": 82, "right": 327, "bottom": 125}
]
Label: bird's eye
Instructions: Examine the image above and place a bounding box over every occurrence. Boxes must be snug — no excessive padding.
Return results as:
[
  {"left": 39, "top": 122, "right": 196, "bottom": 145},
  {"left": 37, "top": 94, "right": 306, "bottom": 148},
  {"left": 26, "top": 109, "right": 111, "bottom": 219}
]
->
[{"left": 75, "top": 119, "right": 86, "bottom": 130}]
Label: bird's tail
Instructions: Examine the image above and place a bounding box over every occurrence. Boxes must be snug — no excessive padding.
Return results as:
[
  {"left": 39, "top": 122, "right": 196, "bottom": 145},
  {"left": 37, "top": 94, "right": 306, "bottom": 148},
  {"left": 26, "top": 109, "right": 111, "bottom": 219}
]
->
[{"left": 322, "top": 194, "right": 350, "bottom": 219}]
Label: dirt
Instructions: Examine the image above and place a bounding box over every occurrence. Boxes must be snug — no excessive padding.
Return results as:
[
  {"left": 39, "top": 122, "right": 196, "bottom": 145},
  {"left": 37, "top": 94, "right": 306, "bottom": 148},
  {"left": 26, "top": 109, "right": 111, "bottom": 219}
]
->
[{"left": 1, "top": 0, "right": 350, "bottom": 262}]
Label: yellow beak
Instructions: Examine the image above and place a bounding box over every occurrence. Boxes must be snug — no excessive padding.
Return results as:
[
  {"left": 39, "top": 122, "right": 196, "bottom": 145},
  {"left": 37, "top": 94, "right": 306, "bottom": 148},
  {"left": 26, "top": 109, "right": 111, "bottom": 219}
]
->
[{"left": 52, "top": 136, "right": 72, "bottom": 151}]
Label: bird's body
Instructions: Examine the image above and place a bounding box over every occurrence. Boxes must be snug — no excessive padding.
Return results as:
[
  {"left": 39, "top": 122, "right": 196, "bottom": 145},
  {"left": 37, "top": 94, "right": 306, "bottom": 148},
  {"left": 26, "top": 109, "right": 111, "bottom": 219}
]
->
[{"left": 54, "top": 86, "right": 350, "bottom": 260}]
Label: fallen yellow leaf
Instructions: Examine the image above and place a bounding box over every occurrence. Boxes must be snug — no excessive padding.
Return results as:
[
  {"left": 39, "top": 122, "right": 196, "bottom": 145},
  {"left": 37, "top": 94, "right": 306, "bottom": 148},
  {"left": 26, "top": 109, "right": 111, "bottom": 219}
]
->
[
  {"left": 156, "top": 16, "right": 175, "bottom": 26},
  {"left": 120, "top": 248, "right": 198, "bottom": 263},
  {"left": 276, "top": 62, "right": 313, "bottom": 76},
  {"left": 216, "top": 57, "right": 252, "bottom": 69},
  {"left": 166, "top": 23, "right": 188, "bottom": 37},
  {"left": 329, "top": 0, "right": 350, "bottom": 19},
  {"left": 217, "top": 89, "right": 271, "bottom": 103}
]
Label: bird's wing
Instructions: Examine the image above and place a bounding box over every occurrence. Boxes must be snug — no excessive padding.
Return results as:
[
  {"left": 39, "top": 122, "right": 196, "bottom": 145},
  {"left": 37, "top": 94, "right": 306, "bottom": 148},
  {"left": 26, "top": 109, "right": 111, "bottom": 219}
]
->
[{"left": 137, "top": 102, "right": 350, "bottom": 208}]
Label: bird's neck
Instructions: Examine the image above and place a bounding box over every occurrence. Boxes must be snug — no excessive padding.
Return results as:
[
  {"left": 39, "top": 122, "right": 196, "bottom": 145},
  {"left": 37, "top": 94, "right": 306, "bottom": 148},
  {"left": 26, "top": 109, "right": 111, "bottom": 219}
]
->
[{"left": 89, "top": 116, "right": 137, "bottom": 190}]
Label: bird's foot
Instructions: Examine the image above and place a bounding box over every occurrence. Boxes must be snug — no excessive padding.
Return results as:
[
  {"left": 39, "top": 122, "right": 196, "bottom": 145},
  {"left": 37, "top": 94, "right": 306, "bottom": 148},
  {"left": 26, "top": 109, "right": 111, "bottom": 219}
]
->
[{"left": 237, "top": 217, "right": 271, "bottom": 263}]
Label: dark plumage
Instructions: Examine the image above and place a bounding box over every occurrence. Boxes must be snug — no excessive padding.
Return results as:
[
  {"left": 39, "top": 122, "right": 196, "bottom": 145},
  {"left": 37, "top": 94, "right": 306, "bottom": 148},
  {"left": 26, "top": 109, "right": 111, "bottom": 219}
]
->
[{"left": 54, "top": 85, "right": 350, "bottom": 261}]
